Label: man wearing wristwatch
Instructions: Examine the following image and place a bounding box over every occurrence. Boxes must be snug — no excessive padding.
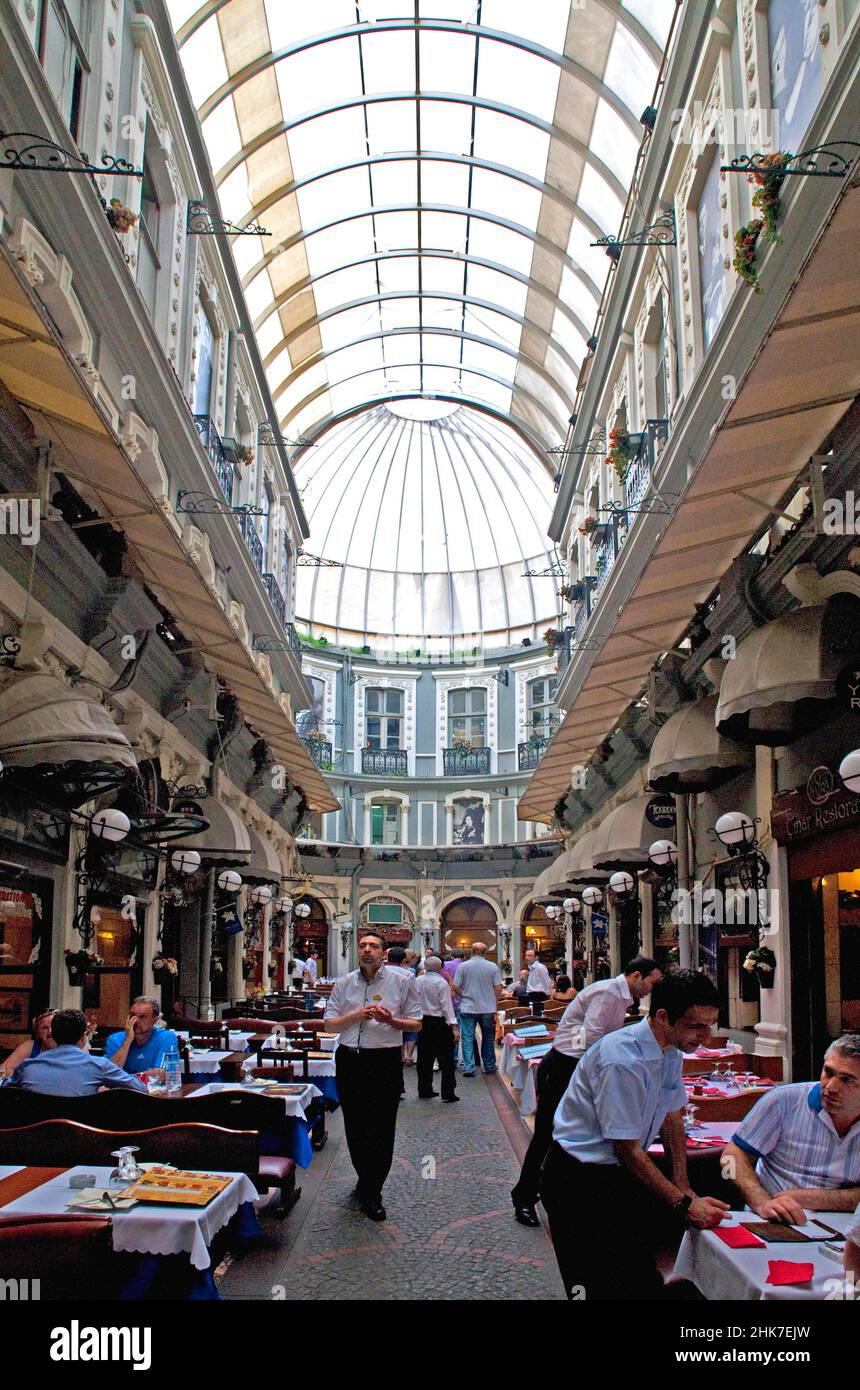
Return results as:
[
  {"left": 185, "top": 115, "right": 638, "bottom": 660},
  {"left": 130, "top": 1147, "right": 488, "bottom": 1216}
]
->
[{"left": 540, "top": 970, "right": 730, "bottom": 1300}]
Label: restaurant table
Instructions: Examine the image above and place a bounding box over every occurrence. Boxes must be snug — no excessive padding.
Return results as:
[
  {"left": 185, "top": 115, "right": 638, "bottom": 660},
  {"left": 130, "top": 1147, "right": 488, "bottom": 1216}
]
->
[
  {"left": 186, "top": 1081, "right": 322, "bottom": 1168},
  {"left": 176, "top": 1030, "right": 256, "bottom": 1051},
  {"left": 0, "top": 1163, "right": 260, "bottom": 1295},
  {"left": 499, "top": 1035, "right": 553, "bottom": 1116},
  {"left": 671, "top": 1209, "right": 854, "bottom": 1300},
  {"left": 684, "top": 1075, "right": 777, "bottom": 1097},
  {"left": 648, "top": 1121, "right": 738, "bottom": 1156},
  {"left": 241, "top": 1044, "right": 339, "bottom": 1104},
  {"left": 184, "top": 1049, "right": 247, "bottom": 1082}
]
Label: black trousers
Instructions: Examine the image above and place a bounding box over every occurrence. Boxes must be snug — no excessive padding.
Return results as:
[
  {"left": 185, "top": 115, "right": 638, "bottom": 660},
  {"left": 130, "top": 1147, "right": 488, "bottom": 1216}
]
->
[
  {"left": 416, "top": 1015, "right": 457, "bottom": 1098},
  {"left": 527, "top": 991, "right": 548, "bottom": 1017},
  {"left": 540, "top": 1141, "right": 668, "bottom": 1301},
  {"left": 335, "top": 1046, "right": 404, "bottom": 1200},
  {"left": 510, "top": 1047, "right": 577, "bottom": 1208}
]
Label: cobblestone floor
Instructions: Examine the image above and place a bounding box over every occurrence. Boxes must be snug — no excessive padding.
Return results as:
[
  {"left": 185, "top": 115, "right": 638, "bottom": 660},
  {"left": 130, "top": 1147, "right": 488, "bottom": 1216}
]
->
[{"left": 220, "top": 1062, "right": 565, "bottom": 1302}]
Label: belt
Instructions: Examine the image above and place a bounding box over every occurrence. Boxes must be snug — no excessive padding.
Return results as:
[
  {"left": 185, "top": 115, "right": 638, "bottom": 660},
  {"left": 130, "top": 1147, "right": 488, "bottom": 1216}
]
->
[{"left": 337, "top": 1044, "right": 402, "bottom": 1055}]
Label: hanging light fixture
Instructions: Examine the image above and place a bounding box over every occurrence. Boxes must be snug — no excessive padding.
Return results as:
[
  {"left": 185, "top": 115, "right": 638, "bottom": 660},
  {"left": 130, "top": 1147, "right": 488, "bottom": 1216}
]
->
[
  {"left": 838, "top": 749, "right": 860, "bottom": 794},
  {"left": 563, "top": 896, "right": 580, "bottom": 914},
  {"left": 294, "top": 901, "right": 311, "bottom": 919},
  {"left": 273, "top": 896, "right": 293, "bottom": 914},
  {"left": 609, "top": 871, "right": 635, "bottom": 896},
  {"left": 649, "top": 839, "right": 678, "bottom": 868},
  {"left": 714, "top": 811, "right": 756, "bottom": 850},
  {"left": 170, "top": 849, "right": 201, "bottom": 876},
  {"left": 217, "top": 869, "right": 243, "bottom": 893},
  {"left": 90, "top": 808, "right": 130, "bottom": 843},
  {"left": 250, "top": 885, "right": 273, "bottom": 906},
  {"left": 582, "top": 886, "right": 603, "bottom": 907}
]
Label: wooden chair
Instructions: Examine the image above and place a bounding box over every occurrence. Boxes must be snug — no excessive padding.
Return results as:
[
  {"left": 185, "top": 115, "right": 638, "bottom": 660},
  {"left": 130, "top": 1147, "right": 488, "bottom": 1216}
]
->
[
  {"left": 0, "top": 1118, "right": 260, "bottom": 1177},
  {"left": 0, "top": 1213, "right": 114, "bottom": 1300},
  {"left": 687, "top": 1090, "right": 764, "bottom": 1122}
]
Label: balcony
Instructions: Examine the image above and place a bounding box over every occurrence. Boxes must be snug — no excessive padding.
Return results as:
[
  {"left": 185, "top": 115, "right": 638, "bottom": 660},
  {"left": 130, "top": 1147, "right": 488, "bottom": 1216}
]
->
[
  {"left": 555, "top": 625, "right": 576, "bottom": 677},
  {"left": 263, "top": 572, "right": 286, "bottom": 628},
  {"left": 443, "top": 746, "right": 491, "bottom": 776},
  {"left": 284, "top": 622, "right": 302, "bottom": 662},
  {"left": 362, "top": 748, "right": 408, "bottom": 776},
  {"left": 625, "top": 419, "right": 669, "bottom": 512},
  {"left": 237, "top": 510, "right": 263, "bottom": 572},
  {"left": 518, "top": 736, "right": 548, "bottom": 770},
  {"left": 592, "top": 519, "right": 622, "bottom": 599},
  {"left": 303, "top": 736, "right": 333, "bottom": 770},
  {"left": 193, "top": 415, "right": 235, "bottom": 502}
]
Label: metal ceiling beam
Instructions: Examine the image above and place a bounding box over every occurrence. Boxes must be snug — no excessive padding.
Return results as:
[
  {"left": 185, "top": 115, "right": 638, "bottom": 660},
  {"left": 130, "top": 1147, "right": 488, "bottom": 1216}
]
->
[
  {"left": 213, "top": 91, "right": 629, "bottom": 206},
  {"left": 236, "top": 150, "right": 614, "bottom": 245},
  {"left": 261, "top": 289, "right": 584, "bottom": 387},
  {"left": 278, "top": 359, "right": 568, "bottom": 447},
  {"left": 252, "top": 247, "right": 592, "bottom": 351},
  {"left": 270, "top": 326, "right": 576, "bottom": 420},
  {"left": 240, "top": 201, "right": 603, "bottom": 312},
  {"left": 176, "top": 0, "right": 662, "bottom": 68},
  {"left": 193, "top": 19, "right": 646, "bottom": 138}
]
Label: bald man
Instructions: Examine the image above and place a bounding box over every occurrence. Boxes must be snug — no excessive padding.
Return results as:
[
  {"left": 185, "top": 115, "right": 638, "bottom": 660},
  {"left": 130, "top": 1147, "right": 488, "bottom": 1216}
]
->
[
  {"left": 452, "top": 943, "right": 503, "bottom": 1077},
  {"left": 416, "top": 956, "right": 460, "bottom": 1102}
]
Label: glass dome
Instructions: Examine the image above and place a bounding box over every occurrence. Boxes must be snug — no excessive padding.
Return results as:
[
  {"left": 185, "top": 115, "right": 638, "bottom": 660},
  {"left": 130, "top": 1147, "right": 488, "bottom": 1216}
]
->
[{"left": 295, "top": 403, "right": 560, "bottom": 647}]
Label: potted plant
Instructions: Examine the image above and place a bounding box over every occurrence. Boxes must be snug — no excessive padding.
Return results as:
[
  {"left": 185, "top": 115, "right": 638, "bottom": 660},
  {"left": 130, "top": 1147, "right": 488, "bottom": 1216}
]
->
[
  {"left": 237, "top": 444, "right": 254, "bottom": 467},
  {"left": 65, "top": 948, "right": 103, "bottom": 985},
  {"left": 558, "top": 582, "right": 583, "bottom": 603},
  {"left": 605, "top": 427, "right": 634, "bottom": 486},
  {"left": 544, "top": 627, "right": 562, "bottom": 655},
  {"left": 578, "top": 515, "right": 599, "bottom": 537},
  {"left": 106, "top": 198, "right": 138, "bottom": 234},
  {"left": 152, "top": 954, "right": 178, "bottom": 976},
  {"left": 743, "top": 945, "right": 777, "bottom": 988}
]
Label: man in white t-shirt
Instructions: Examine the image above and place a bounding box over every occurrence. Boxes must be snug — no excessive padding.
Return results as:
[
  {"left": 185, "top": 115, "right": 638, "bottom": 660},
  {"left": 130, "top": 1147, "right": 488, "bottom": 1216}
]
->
[
  {"left": 303, "top": 950, "right": 319, "bottom": 985},
  {"left": 452, "top": 943, "right": 502, "bottom": 1077}
]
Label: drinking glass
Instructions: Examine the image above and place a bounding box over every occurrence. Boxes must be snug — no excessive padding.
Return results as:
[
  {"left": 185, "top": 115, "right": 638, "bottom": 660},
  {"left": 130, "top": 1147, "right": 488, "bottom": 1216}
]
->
[{"left": 109, "top": 1146, "right": 141, "bottom": 1187}]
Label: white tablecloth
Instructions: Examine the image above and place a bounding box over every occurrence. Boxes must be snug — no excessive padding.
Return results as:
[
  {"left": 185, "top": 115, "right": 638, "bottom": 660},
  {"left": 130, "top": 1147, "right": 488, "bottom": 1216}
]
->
[
  {"left": 0, "top": 1165, "right": 23, "bottom": 1180},
  {"left": 176, "top": 1031, "right": 255, "bottom": 1050},
  {"left": 185, "top": 1049, "right": 232, "bottom": 1075},
  {"left": 187, "top": 1081, "right": 321, "bottom": 1119},
  {"left": 241, "top": 1050, "right": 336, "bottom": 1080},
  {"left": 672, "top": 1210, "right": 853, "bottom": 1300},
  {"left": 500, "top": 1042, "right": 547, "bottom": 1116},
  {"left": 0, "top": 1165, "right": 259, "bottom": 1270},
  {"left": 684, "top": 1077, "right": 775, "bottom": 1099}
]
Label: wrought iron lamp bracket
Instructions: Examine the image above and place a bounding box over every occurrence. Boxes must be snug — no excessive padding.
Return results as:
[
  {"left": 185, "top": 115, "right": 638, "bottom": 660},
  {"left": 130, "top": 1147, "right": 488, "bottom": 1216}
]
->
[
  {"left": 592, "top": 211, "right": 676, "bottom": 254},
  {"left": 186, "top": 199, "right": 270, "bottom": 236},
  {"left": 176, "top": 491, "right": 264, "bottom": 516},
  {"left": 258, "top": 424, "right": 315, "bottom": 449},
  {"left": 0, "top": 131, "right": 142, "bottom": 177},
  {"left": 720, "top": 143, "right": 860, "bottom": 179}
]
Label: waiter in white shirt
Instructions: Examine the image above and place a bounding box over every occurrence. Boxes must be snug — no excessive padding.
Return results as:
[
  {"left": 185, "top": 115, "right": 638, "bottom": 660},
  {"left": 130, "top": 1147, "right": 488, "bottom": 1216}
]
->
[
  {"left": 511, "top": 955, "right": 661, "bottom": 1227},
  {"left": 303, "top": 950, "right": 319, "bottom": 985},
  {"left": 524, "top": 949, "right": 553, "bottom": 1017},
  {"left": 415, "top": 957, "right": 460, "bottom": 1103},
  {"left": 290, "top": 954, "right": 306, "bottom": 989},
  {"left": 325, "top": 929, "right": 422, "bottom": 1221}
]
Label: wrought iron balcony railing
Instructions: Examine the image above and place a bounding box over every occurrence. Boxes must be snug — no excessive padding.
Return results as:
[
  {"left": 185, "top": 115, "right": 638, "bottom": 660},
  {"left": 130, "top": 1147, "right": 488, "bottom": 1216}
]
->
[
  {"left": 518, "top": 736, "right": 549, "bottom": 770},
  {"left": 303, "top": 737, "right": 333, "bottom": 769},
  {"left": 625, "top": 418, "right": 669, "bottom": 512},
  {"left": 443, "top": 746, "right": 491, "bottom": 776},
  {"left": 556, "top": 625, "right": 576, "bottom": 676},
  {"left": 263, "top": 572, "right": 286, "bottom": 628},
  {"left": 193, "top": 414, "right": 235, "bottom": 501},
  {"left": 284, "top": 622, "right": 302, "bottom": 662},
  {"left": 361, "top": 748, "right": 408, "bottom": 776},
  {"left": 237, "top": 509, "right": 263, "bottom": 572}
]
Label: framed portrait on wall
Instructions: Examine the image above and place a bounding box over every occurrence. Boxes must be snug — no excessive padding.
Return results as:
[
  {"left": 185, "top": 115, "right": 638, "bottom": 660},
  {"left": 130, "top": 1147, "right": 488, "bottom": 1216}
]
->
[{"left": 453, "top": 799, "right": 485, "bottom": 845}]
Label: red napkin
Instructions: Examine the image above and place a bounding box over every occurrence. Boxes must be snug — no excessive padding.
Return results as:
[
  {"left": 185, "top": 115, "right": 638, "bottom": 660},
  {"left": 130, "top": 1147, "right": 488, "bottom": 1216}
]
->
[
  {"left": 766, "top": 1260, "right": 814, "bottom": 1286},
  {"left": 713, "top": 1225, "right": 766, "bottom": 1249},
  {"left": 702, "top": 1087, "right": 722, "bottom": 1095}
]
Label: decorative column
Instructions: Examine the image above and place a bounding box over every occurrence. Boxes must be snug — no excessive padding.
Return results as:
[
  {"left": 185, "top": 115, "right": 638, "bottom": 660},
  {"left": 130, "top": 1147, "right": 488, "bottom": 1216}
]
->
[
  {"left": 400, "top": 798, "right": 410, "bottom": 848},
  {"left": 753, "top": 748, "right": 790, "bottom": 1070}
]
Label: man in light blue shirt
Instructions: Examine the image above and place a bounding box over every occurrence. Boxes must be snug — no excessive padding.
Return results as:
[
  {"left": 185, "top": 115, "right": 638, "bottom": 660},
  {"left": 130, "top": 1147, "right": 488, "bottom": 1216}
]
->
[
  {"left": 453, "top": 943, "right": 502, "bottom": 1076},
  {"left": 8, "top": 1008, "right": 147, "bottom": 1096},
  {"left": 725, "top": 1034, "right": 860, "bottom": 1222},
  {"left": 105, "top": 996, "right": 179, "bottom": 1077},
  {"left": 541, "top": 970, "right": 729, "bottom": 1300}
]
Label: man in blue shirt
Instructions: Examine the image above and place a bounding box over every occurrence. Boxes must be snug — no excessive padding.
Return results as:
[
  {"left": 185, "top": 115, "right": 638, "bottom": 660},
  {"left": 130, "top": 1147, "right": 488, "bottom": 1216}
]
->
[
  {"left": 8, "top": 1009, "right": 147, "bottom": 1095},
  {"left": 105, "top": 996, "right": 179, "bottom": 1077},
  {"left": 540, "top": 970, "right": 730, "bottom": 1300}
]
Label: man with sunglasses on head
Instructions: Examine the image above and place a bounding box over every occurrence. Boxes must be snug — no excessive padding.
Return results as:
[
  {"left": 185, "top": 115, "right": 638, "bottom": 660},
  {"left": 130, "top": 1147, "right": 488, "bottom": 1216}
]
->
[{"left": 325, "top": 930, "right": 422, "bottom": 1221}]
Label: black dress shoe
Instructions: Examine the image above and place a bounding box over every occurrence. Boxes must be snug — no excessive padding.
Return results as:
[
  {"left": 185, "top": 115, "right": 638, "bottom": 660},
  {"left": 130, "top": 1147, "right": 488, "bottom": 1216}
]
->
[
  {"left": 441, "top": 1095, "right": 460, "bottom": 1103},
  {"left": 360, "top": 1199, "right": 387, "bottom": 1221},
  {"left": 418, "top": 1090, "right": 439, "bottom": 1098},
  {"left": 514, "top": 1205, "right": 541, "bottom": 1227}
]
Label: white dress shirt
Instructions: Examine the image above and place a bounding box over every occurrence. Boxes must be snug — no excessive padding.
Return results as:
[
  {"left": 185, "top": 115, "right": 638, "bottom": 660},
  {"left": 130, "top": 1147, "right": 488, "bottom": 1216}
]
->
[
  {"left": 416, "top": 973, "right": 457, "bottom": 1025},
  {"left": 291, "top": 957, "right": 306, "bottom": 978},
  {"left": 324, "top": 963, "right": 422, "bottom": 1048},
  {"left": 526, "top": 960, "right": 553, "bottom": 994},
  {"left": 552, "top": 973, "right": 634, "bottom": 1058},
  {"left": 303, "top": 957, "right": 318, "bottom": 983}
]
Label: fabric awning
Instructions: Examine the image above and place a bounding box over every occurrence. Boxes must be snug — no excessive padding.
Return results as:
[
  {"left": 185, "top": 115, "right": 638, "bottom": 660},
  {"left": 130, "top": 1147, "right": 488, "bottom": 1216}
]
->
[
  {"left": 648, "top": 694, "right": 753, "bottom": 793},
  {"left": 592, "top": 794, "right": 675, "bottom": 871},
  {"left": 564, "top": 828, "right": 610, "bottom": 883},
  {"left": 715, "top": 601, "right": 859, "bottom": 746},
  {"left": 245, "top": 824, "right": 283, "bottom": 885},
  {"left": 0, "top": 674, "right": 136, "bottom": 771},
  {"left": 532, "top": 848, "right": 574, "bottom": 898},
  {"left": 0, "top": 245, "right": 338, "bottom": 815},
  {"left": 171, "top": 798, "right": 251, "bottom": 869}
]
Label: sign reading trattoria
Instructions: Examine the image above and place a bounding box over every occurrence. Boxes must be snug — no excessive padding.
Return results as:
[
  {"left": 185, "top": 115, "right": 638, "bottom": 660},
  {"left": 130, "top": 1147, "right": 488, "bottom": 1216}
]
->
[
  {"left": 645, "top": 796, "right": 676, "bottom": 829},
  {"left": 771, "top": 766, "right": 860, "bottom": 845}
]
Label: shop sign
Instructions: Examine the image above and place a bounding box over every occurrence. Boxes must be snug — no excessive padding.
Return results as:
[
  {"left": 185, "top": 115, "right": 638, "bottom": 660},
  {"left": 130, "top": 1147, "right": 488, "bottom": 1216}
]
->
[
  {"left": 645, "top": 796, "right": 676, "bottom": 829},
  {"left": 772, "top": 765, "right": 860, "bottom": 844}
]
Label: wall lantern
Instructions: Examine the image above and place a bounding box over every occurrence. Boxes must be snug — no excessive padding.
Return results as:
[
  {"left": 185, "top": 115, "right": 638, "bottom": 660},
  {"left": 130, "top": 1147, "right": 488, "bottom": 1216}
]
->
[
  {"left": 649, "top": 838, "right": 678, "bottom": 869},
  {"left": 90, "top": 808, "right": 131, "bottom": 843},
  {"left": 582, "top": 886, "right": 603, "bottom": 907},
  {"left": 838, "top": 750, "right": 860, "bottom": 794},
  {"left": 294, "top": 901, "right": 311, "bottom": 919},
  {"left": 170, "top": 849, "right": 201, "bottom": 876},
  {"left": 609, "top": 871, "right": 635, "bottom": 896},
  {"left": 217, "top": 869, "right": 243, "bottom": 893},
  {"left": 714, "top": 811, "right": 757, "bottom": 850},
  {"left": 250, "top": 885, "right": 273, "bottom": 906}
]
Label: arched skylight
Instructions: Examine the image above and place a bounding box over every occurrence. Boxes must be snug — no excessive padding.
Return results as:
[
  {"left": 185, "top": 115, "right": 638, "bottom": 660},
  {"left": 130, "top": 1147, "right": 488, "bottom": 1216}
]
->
[
  {"left": 169, "top": 1, "right": 675, "bottom": 448},
  {"left": 292, "top": 404, "right": 560, "bottom": 648}
]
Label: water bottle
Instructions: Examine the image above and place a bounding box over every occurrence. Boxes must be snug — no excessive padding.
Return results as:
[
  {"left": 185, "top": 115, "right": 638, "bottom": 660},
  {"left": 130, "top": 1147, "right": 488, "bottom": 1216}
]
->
[{"left": 164, "top": 1049, "right": 182, "bottom": 1094}]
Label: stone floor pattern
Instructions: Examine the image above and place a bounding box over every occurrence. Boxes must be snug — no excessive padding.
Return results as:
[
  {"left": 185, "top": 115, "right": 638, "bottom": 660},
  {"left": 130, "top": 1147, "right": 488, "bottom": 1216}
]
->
[{"left": 220, "top": 1065, "right": 566, "bottom": 1302}]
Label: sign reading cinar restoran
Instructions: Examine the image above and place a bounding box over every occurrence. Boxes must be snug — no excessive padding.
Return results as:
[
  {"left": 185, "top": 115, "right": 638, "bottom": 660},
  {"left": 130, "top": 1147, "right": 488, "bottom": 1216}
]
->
[{"left": 771, "top": 765, "right": 860, "bottom": 845}]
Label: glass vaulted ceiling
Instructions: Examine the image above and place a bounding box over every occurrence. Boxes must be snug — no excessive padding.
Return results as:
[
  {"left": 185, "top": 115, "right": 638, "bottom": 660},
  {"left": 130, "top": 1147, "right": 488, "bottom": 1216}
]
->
[{"left": 169, "top": 0, "right": 674, "bottom": 449}]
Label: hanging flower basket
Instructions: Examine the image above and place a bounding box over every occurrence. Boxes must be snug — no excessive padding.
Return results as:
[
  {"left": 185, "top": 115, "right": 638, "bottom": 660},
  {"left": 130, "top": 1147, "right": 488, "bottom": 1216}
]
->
[
  {"left": 106, "top": 199, "right": 138, "bottom": 234},
  {"left": 544, "top": 627, "right": 562, "bottom": 654},
  {"left": 605, "top": 428, "right": 634, "bottom": 486},
  {"left": 743, "top": 945, "right": 776, "bottom": 989},
  {"left": 65, "top": 949, "right": 103, "bottom": 985},
  {"left": 578, "top": 515, "right": 598, "bottom": 537},
  {"left": 152, "top": 955, "right": 178, "bottom": 976},
  {"left": 733, "top": 153, "right": 791, "bottom": 291}
]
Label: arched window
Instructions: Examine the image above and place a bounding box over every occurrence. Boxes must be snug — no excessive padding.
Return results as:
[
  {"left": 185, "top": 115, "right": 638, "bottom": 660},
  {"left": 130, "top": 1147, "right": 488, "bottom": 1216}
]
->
[{"left": 441, "top": 898, "right": 498, "bottom": 961}]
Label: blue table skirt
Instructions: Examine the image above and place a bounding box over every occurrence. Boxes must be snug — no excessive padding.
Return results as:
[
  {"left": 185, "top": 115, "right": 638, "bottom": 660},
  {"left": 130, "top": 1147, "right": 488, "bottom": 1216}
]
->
[
  {"left": 260, "top": 1120, "right": 313, "bottom": 1168},
  {"left": 314, "top": 1075, "right": 340, "bottom": 1105}
]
